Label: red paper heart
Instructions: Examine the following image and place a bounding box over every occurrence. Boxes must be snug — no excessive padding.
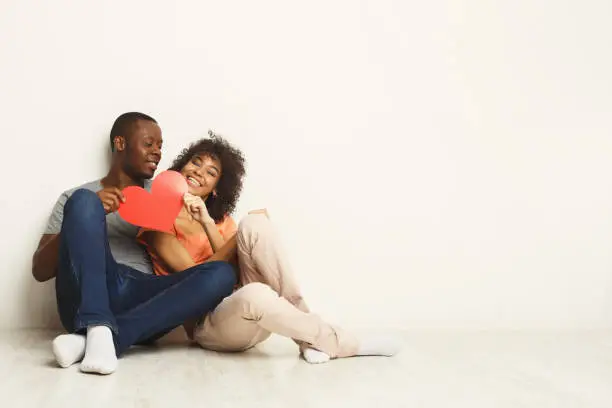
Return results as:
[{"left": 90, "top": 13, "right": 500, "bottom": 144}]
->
[{"left": 118, "top": 170, "right": 188, "bottom": 232}]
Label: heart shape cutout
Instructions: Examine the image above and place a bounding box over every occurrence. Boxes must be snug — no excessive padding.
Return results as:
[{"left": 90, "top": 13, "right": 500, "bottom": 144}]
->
[{"left": 118, "top": 170, "right": 188, "bottom": 232}]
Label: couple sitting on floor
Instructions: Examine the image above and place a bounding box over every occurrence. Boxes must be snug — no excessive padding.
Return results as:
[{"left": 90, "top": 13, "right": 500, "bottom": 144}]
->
[{"left": 32, "top": 112, "right": 398, "bottom": 375}]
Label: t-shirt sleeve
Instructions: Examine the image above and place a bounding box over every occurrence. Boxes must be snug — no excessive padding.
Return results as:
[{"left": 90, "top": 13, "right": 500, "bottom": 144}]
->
[
  {"left": 218, "top": 216, "right": 238, "bottom": 238},
  {"left": 44, "top": 191, "right": 71, "bottom": 235},
  {"left": 44, "top": 180, "right": 103, "bottom": 235}
]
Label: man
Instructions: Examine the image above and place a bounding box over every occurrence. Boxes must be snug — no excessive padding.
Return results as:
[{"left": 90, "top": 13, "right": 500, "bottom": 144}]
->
[{"left": 32, "top": 112, "right": 236, "bottom": 375}]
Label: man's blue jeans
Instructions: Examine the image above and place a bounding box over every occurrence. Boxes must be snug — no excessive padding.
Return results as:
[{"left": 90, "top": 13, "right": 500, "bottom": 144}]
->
[{"left": 55, "top": 189, "right": 236, "bottom": 356}]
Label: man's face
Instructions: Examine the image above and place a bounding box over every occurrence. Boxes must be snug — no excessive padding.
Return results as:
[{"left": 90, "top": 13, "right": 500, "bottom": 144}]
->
[{"left": 122, "top": 120, "right": 163, "bottom": 179}]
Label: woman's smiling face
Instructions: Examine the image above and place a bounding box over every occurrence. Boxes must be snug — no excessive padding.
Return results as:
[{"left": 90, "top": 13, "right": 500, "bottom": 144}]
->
[{"left": 180, "top": 153, "right": 222, "bottom": 197}]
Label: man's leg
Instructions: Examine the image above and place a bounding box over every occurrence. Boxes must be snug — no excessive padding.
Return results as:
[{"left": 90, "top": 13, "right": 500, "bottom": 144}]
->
[
  {"left": 55, "top": 259, "right": 236, "bottom": 370},
  {"left": 110, "top": 261, "right": 236, "bottom": 356},
  {"left": 54, "top": 189, "right": 121, "bottom": 373},
  {"left": 53, "top": 189, "right": 236, "bottom": 372},
  {"left": 55, "top": 189, "right": 118, "bottom": 334}
]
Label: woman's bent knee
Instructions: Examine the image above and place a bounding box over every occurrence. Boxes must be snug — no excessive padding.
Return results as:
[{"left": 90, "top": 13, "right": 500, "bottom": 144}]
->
[
  {"left": 238, "top": 214, "right": 273, "bottom": 236},
  {"left": 233, "top": 282, "right": 277, "bottom": 308}
]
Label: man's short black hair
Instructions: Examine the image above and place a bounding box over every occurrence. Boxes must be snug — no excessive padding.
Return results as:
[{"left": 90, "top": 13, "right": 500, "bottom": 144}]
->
[{"left": 109, "top": 112, "right": 157, "bottom": 151}]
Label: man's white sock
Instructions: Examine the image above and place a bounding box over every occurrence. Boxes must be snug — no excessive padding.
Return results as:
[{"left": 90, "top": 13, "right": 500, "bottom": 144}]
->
[
  {"left": 79, "top": 325, "right": 117, "bottom": 375},
  {"left": 53, "top": 334, "right": 86, "bottom": 368}
]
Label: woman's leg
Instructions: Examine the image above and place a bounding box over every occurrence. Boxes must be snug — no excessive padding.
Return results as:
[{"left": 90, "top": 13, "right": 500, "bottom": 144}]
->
[
  {"left": 236, "top": 214, "right": 309, "bottom": 311},
  {"left": 195, "top": 282, "right": 357, "bottom": 358},
  {"left": 193, "top": 285, "right": 272, "bottom": 352},
  {"left": 235, "top": 214, "right": 359, "bottom": 358},
  {"left": 233, "top": 214, "right": 400, "bottom": 361}
]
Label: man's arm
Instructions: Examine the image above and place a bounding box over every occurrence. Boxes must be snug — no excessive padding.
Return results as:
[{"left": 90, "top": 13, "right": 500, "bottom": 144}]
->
[
  {"left": 32, "top": 186, "right": 125, "bottom": 282},
  {"left": 32, "top": 234, "right": 60, "bottom": 282},
  {"left": 33, "top": 189, "right": 69, "bottom": 282}
]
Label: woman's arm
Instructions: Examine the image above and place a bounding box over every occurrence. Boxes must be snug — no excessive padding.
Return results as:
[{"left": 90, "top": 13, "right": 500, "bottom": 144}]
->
[
  {"left": 200, "top": 220, "right": 226, "bottom": 252},
  {"left": 141, "top": 231, "right": 239, "bottom": 274},
  {"left": 141, "top": 231, "right": 197, "bottom": 273},
  {"left": 183, "top": 194, "right": 226, "bottom": 252},
  {"left": 207, "top": 235, "right": 238, "bottom": 264}
]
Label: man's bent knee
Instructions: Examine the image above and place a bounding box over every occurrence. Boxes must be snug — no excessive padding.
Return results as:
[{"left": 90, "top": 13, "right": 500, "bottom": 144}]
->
[
  {"left": 194, "top": 261, "right": 237, "bottom": 298},
  {"left": 64, "top": 189, "right": 104, "bottom": 221}
]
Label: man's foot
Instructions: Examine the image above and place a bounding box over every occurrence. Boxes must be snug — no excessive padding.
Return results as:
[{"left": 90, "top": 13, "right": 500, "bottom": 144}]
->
[
  {"left": 355, "top": 336, "right": 401, "bottom": 357},
  {"left": 53, "top": 334, "right": 86, "bottom": 368},
  {"left": 302, "top": 348, "right": 331, "bottom": 364},
  {"left": 79, "top": 326, "right": 117, "bottom": 375}
]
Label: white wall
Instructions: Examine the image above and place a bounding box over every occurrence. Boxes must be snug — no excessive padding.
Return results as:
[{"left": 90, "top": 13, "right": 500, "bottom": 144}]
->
[{"left": 1, "top": 0, "right": 611, "bottom": 330}]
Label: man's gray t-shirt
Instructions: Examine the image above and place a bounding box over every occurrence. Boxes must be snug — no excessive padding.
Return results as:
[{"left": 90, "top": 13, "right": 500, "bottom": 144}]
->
[{"left": 45, "top": 179, "right": 154, "bottom": 274}]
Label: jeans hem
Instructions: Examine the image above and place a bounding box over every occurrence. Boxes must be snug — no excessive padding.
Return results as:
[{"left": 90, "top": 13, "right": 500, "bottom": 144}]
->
[{"left": 74, "top": 319, "right": 118, "bottom": 335}]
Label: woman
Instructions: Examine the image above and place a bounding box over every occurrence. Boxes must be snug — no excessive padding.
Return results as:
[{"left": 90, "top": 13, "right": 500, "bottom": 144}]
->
[{"left": 139, "top": 135, "right": 398, "bottom": 363}]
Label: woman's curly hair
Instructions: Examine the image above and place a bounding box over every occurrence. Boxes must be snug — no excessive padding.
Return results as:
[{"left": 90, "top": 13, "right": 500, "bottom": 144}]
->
[{"left": 169, "top": 132, "right": 246, "bottom": 222}]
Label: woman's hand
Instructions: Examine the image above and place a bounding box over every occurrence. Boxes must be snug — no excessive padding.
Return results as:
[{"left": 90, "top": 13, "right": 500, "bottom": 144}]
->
[{"left": 184, "top": 193, "right": 215, "bottom": 225}]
